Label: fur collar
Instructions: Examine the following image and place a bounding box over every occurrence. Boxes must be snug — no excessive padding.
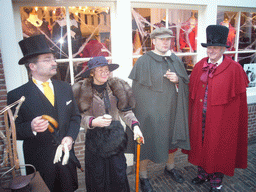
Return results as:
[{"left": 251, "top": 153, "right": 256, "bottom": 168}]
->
[{"left": 72, "top": 77, "right": 136, "bottom": 113}]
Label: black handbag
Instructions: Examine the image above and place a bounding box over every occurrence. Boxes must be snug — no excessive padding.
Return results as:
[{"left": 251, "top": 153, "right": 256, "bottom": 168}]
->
[{"left": 86, "top": 121, "right": 128, "bottom": 158}]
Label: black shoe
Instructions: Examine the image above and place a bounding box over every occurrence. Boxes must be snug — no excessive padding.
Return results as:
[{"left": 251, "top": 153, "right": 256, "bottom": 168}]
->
[
  {"left": 191, "top": 177, "right": 207, "bottom": 185},
  {"left": 210, "top": 187, "right": 221, "bottom": 192},
  {"left": 139, "top": 178, "right": 154, "bottom": 192},
  {"left": 164, "top": 167, "right": 185, "bottom": 183}
]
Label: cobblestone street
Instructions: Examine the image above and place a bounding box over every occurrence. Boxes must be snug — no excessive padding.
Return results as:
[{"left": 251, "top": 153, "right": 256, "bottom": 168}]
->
[{"left": 76, "top": 142, "right": 256, "bottom": 192}]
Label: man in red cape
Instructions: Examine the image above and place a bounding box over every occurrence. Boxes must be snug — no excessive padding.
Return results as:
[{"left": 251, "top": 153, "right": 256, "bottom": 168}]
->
[{"left": 185, "top": 25, "right": 249, "bottom": 192}]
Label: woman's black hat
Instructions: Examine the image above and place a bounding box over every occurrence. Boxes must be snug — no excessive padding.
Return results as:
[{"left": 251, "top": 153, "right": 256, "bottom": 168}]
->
[
  {"left": 82, "top": 56, "right": 119, "bottom": 78},
  {"left": 18, "top": 35, "right": 52, "bottom": 65},
  {"left": 201, "top": 25, "right": 230, "bottom": 48}
]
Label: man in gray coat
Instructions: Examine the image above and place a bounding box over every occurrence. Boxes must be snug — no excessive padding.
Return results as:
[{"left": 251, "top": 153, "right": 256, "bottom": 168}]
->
[{"left": 129, "top": 27, "right": 190, "bottom": 192}]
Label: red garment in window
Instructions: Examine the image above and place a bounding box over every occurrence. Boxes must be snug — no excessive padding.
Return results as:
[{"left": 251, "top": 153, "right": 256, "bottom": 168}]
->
[
  {"left": 80, "top": 39, "right": 109, "bottom": 67},
  {"left": 223, "top": 23, "right": 236, "bottom": 51},
  {"left": 179, "top": 23, "right": 197, "bottom": 52},
  {"left": 81, "top": 39, "right": 109, "bottom": 58}
]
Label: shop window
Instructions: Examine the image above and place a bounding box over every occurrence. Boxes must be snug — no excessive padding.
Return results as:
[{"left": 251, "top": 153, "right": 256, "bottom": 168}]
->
[
  {"left": 131, "top": 8, "right": 198, "bottom": 74},
  {"left": 19, "top": 6, "right": 111, "bottom": 83},
  {"left": 217, "top": 10, "right": 256, "bottom": 88}
]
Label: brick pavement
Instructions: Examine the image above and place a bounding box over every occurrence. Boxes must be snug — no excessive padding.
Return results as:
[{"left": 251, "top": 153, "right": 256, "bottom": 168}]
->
[{"left": 76, "top": 142, "right": 256, "bottom": 192}]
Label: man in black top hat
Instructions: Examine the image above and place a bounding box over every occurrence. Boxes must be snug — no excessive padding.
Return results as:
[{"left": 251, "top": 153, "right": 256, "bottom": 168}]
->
[
  {"left": 185, "top": 25, "right": 249, "bottom": 192},
  {"left": 7, "top": 35, "right": 81, "bottom": 192}
]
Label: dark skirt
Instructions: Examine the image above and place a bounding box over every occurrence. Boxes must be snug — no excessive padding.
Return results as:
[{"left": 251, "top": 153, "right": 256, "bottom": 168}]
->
[{"left": 85, "top": 149, "right": 130, "bottom": 192}]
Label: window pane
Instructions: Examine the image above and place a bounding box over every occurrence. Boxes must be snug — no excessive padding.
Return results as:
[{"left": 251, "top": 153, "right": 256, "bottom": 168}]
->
[
  {"left": 53, "top": 61, "right": 70, "bottom": 82},
  {"left": 132, "top": 8, "right": 198, "bottom": 56},
  {"left": 170, "top": 10, "right": 198, "bottom": 53},
  {"left": 52, "top": 61, "right": 84, "bottom": 83},
  {"left": 239, "top": 12, "right": 256, "bottom": 51},
  {"left": 51, "top": 7, "right": 71, "bottom": 59},
  {"left": 20, "top": 6, "right": 112, "bottom": 83},
  {"left": 51, "top": 8, "right": 83, "bottom": 60},
  {"left": 238, "top": 52, "right": 256, "bottom": 67},
  {"left": 21, "top": 6, "right": 53, "bottom": 39},
  {"left": 132, "top": 8, "right": 198, "bottom": 73},
  {"left": 217, "top": 10, "right": 256, "bottom": 89},
  {"left": 71, "top": 6, "right": 111, "bottom": 61},
  {"left": 20, "top": 6, "right": 68, "bottom": 59},
  {"left": 217, "top": 11, "right": 238, "bottom": 52}
]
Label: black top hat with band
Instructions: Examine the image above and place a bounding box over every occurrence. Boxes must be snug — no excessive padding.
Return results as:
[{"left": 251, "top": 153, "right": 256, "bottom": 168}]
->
[
  {"left": 82, "top": 56, "right": 119, "bottom": 78},
  {"left": 18, "top": 35, "right": 52, "bottom": 65},
  {"left": 201, "top": 25, "right": 230, "bottom": 48}
]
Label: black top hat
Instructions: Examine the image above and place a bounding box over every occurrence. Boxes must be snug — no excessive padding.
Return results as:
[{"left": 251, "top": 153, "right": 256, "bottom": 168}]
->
[
  {"left": 18, "top": 35, "right": 52, "bottom": 65},
  {"left": 201, "top": 25, "right": 230, "bottom": 48},
  {"left": 82, "top": 56, "right": 119, "bottom": 78}
]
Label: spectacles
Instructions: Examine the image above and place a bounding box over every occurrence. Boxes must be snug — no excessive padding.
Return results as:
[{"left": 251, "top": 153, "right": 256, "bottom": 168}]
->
[
  {"left": 95, "top": 69, "right": 110, "bottom": 74},
  {"left": 37, "top": 58, "right": 56, "bottom": 64}
]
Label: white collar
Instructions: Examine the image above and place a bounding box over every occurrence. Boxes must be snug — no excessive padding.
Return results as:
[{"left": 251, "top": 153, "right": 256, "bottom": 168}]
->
[
  {"left": 32, "top": 77, "right": 52, "bottom": 85},
  {"left": 153, "top": 50, "right": 172, "bottom": 56},
  {"left": 208, "top": 56, "right": 223, "bottom": 67}
]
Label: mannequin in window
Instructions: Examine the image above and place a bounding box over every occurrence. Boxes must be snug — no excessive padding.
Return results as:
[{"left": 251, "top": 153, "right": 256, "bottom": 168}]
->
[
  {"left": 179, "top": 12, "right": 198, "bottom": 52},
  {"left": 188, "top": 13, "right": 197, "bottom": 28},
  {"left": 220, "top": 17, "right": 236, "bottom": 52},
  {"left": 221, "top": 18, "right": 229, "bottom": 28},
  {"left": 52, "top": 10, "right": 82, "bottom": 59},
  {"left": 80, "top": 30, "right": 110, "bottom": 68},
  {"left": 22, "top": 7, "right": 51, "bottom": 39},
  {"left": 27, "top": 8, "right": 43, "bottom": 27},
  {"left": 80, "top": 31, "right": 109, "bottom": 58}
]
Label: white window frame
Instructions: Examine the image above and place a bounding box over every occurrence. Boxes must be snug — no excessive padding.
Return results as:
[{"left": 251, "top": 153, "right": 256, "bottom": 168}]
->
[
  {"left": 13, "top": 1, "right": 116, "bottom": 85},
  {"left": 217, "top": 6, "right": 256, "bottom": 104},
  {"left": 131, "top": 3, "right": 205, "bottom": 60}
]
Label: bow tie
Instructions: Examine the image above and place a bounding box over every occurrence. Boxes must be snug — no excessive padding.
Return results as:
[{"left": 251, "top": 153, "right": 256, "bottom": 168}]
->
[{"left": 200, "top": 61, "right": 217, "bottom": 83}]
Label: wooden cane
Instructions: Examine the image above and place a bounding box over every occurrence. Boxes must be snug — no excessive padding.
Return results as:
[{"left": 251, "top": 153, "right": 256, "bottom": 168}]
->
[{"left": 135, "top": 137, "right": 143, "bottom": 192}]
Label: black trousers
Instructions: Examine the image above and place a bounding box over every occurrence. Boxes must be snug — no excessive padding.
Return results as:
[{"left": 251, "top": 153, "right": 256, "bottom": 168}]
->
[
  {"left": 26, "top": 155, "right": 78, "bottom": 192},
  {"left": 52, "top": 162, "right": 78, "bottom": 192},
  {"left": 85, "top": 149, "right": 130, "bottom": 192}
]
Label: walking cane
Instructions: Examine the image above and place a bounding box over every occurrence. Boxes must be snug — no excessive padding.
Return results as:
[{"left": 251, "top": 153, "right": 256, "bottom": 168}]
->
[{"left": 135, "top": 137, "right": 143, "bottom": 192}]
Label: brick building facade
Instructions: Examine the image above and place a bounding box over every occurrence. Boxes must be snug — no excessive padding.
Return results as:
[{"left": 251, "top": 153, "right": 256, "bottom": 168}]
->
[{"left": 0, "top": 51, "right": 16, "bottom": 186}]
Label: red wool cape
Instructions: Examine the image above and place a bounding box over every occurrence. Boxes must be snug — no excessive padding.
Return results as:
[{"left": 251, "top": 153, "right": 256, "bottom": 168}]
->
[{"left": 186, "top": 56, "right": 249, "bottom": 176}]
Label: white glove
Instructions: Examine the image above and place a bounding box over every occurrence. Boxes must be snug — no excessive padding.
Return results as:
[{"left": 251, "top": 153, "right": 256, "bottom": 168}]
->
[
  {"left": 53, "top": 143, "right": 70, "bottom": 165},
  {"left": 62, "top": 143, "right": 70, "bottom": 165},
  {"left": 53, "top": 144, "right": 63, "bottom": 164},
  {"left": 134, "top": 125, "right": 144, "bottom": 144}
]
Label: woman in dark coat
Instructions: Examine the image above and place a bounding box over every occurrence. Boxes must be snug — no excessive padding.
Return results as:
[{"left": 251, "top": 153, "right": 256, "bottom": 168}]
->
[{"left": 72, "top": 56, "right": 144, "bottom": 192}]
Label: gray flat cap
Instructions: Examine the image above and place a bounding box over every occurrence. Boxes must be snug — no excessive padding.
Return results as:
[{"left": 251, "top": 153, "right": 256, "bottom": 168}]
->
[{"left": 150, "top": 27, "right": 174, "bottom": 39}]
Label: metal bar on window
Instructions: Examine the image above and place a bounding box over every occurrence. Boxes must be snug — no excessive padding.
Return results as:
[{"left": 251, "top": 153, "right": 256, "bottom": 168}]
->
[
  {"left": 234, "top": 11, "right": 241, "bottom": 62},
  {"left": 65, "top": 6, "right": 75, "bottom": 84}
]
